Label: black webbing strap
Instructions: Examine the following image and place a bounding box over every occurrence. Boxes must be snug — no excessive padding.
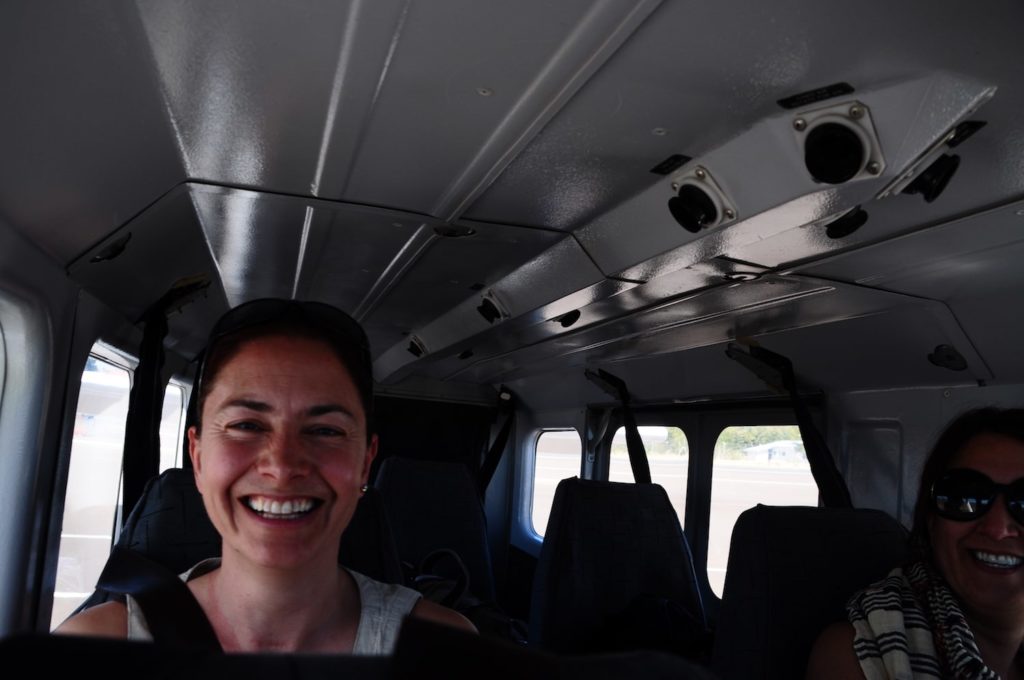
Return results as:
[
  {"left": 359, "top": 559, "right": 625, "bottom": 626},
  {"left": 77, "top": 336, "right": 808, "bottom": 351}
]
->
[
  {"left": 121, "top": 309, "right": 168, "bottom": 521},
  {"left": 122, "top": 277, "right": 210, "bottom": 516},
  {"left": 478, "top": 388, "right": 514, "bottom": 499},
  {"left": 585, "top": 369, "right": 652, "bottom": 484},
  {"left": 725, "top": 343, "right": 852, "bottom": 508},
  {"left": 97, "top": 547, "right": 222, "bottom": 651}
]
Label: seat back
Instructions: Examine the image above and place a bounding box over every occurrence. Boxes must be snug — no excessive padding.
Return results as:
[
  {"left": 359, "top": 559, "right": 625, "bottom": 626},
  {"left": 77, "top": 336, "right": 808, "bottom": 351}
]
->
[
  {"left": 73, "top": 468, "right": 403, "bottom": 616},
  {"left": 710, "top": 504, "right": 910, "bottom": 680},
  {"left": 529, "top": 477, "right": 708, "bottom": 656},
  {"left": 374, "top": 456, "right": 497, "bottom": 602}
]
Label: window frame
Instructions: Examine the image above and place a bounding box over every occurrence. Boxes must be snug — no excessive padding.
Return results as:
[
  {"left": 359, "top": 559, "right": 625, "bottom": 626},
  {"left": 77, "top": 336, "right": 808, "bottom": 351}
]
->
[
  {"left": 586, "top": 399, "right": 824, "bottom": 620},
  {"left": 527, "top": 428, "right": 584, "bottom": 539}
]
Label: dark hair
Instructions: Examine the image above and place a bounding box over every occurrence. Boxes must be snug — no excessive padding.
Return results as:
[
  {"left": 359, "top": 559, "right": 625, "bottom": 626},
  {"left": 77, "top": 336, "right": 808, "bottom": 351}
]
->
[
  {"left": 195, "top": 299, "right": 374, "bottom": 441},
  {"left": 910, "top": 407, "right": 1024, "bottom": 556}
]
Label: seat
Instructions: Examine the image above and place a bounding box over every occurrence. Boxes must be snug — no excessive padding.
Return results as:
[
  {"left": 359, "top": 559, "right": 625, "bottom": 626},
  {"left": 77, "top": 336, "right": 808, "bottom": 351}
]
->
[
  {"left": 374, "top": 456, "right": 497, "bottom": 602},
  {"left": 528, "top": 477, "right": 708, "bottom": 657},
  {"left": 72, "top": 468, "right": 403, "bottom": 615},
  {"left": 710, "top": 504, "right": 910, "bottom": 680}
]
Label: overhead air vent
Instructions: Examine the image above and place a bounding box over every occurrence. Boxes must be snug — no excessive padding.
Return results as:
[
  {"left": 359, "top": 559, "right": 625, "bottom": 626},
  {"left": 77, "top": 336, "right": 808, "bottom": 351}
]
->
[
  {"left": 824, "top": 206, "right": 869, "bottom": 239},
  {"left": 90, "top": 233, "right": 132, "bottom": 263},
  {"left": 556, "top": 310, "right": 581, "bottom": 328},
  {"left": 793, "top": 101, "right": 884, "bottom": 185},
  {"left": 928, "top": 344, "right": 967, "bottom": 371},
  {"left": 477, "top": 291, "right": 509, "bottom": 325},
  {"left": 434, "top": 225, "right": 476, "bottom": 238},
  {"left": 407, "top": 335, "right": 427, "bottom": 358},
  {"left": 667, "top": 166, "right": 738, "bottom": 234}
]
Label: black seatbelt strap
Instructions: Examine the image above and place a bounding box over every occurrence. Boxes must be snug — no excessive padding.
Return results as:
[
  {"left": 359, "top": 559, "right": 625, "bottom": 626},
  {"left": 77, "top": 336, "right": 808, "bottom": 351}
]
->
[
  {"left": 97, "top": 547, "right": 222, "bottom": 651},
  {"left": 585, "top": 369, "right": 652, "bottom": 484},
  {"left": 122, "top": 277, "right": 210, "bottom": 519},
  {"left": 121, "top": 308, "right": 168, "bottom": 519},
  {"left": 725, "top": 343, "right": 852, "bottom": 508},
  {"left": 478, "top": 387, "right": 514, "bottom": 499}
]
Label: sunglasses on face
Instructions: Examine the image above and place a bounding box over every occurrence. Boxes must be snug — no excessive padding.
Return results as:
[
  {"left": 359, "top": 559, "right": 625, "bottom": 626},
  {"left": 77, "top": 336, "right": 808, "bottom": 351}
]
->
[{"left": 931, "top": 468, "right": 1024, "bottom": 525}]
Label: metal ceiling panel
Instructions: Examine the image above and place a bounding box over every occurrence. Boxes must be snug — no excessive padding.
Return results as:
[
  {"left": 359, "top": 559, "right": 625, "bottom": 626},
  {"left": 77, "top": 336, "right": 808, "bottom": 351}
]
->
[
  {"left": 441, "top": 275, "right": 989, "bottom": 387},
  {"left": 66, "top": 185, "right": 231, "bottom": 358},
  {"left": 373, "top": 234, "right": 614, "bottom": 381},
  {"left": 0, "top": 2, "right": 185, "bottom": 264},
  {"left": 337, "top": 0, "right": 662, "bottom": 217},
  {"left": 135, "top": 0, "right": 412, "bottom": 198},
  {"left": 466, "top": 0, "right": 1024, "bottom": 231},
  {"left": 365, "top": 220, "right": 565, "bottom": 344}
]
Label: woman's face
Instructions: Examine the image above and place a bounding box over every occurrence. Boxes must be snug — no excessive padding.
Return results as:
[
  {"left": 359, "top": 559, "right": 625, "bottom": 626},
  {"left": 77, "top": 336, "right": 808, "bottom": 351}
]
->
[
  {"left": 929, "top": 433, "right": 1024, "bottom": 619},
  {"left": 188, "top": 334, "right": 377, "bottom": 570}
]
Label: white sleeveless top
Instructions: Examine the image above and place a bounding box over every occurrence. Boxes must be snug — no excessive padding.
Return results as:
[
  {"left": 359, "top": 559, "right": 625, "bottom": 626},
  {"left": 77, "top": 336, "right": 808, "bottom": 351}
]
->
[{"left": 125, "top": 558, "right": 421, "bottom": 655}]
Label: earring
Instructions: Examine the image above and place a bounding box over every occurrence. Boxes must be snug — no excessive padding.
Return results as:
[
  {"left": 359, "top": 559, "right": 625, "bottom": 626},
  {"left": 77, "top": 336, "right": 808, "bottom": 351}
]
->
[{"left": 360, "top": 484, "right": 369, "bottom": 494}]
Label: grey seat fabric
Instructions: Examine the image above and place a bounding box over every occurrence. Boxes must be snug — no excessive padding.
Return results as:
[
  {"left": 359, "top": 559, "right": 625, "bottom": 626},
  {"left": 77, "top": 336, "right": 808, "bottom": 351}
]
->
[
  {"left": 529, "top": 477, "right": 708, "bottom": 656},
  {"left": 374, "top": 456, "right": 497, "bottom": 602},
  {"left": 710, "top": 504, "right": 910, "bottom": 680},
  {"left": 73, "top": 468, "right": 403, "bottom": 616}
]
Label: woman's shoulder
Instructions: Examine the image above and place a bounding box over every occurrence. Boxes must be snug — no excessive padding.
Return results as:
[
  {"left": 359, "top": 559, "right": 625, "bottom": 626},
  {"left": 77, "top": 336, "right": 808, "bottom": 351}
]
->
[
  {"left": 410, "top": 598, "right": 477, "bottom": 633},
  {"left": 53, "top": 600, "right": 128, "bottom": 639},
  {"left": 806, "top": 621, "right": 864, "bottom": 679},
  {"left": 347, "top": 569, "right": 477, "bottom": 634}
]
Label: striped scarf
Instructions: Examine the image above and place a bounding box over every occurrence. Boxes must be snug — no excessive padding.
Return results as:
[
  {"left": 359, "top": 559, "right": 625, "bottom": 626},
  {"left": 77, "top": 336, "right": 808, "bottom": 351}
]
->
[{"left": 847, "top": 562, "right": 1000, "bottom": 679}]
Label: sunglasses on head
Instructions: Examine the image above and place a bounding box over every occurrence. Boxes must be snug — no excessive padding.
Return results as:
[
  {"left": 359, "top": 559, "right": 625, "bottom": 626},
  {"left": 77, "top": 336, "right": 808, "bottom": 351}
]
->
[
  {"left": 196, "top": 298, "right": 371, "bottom": 397},
  {"left": 931, "top": 468, "right": 1024, "bottom": 524}
]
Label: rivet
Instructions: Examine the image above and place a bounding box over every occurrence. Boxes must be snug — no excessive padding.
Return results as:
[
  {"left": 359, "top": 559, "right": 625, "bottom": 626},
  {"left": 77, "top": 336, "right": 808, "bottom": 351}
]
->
[
  {"left": 943, "top": 389, "right": 951, "bottom": 398},
  {"left": 695, "top": 168, "right": 707, "bottom": 180},
  {"left": 849, "top": 105, "right": 864, "bottom": 119},
  {"left": 793, "top": 118, "right": 807, "bottom": 131},
  {"left": 652, "top": 127, "right": 668, "bottom": 136},
  {"left": 476, "top": 87, "right": 493, "bottom": 97},
  {"left": 671, "top": 182, "right": 680, "bottom": 191},
  {"left": 866, "top": 161, "right": 881, "bottom": 175},
  {"left": 724, "top": 208, "right": 736, "bottom": 219}
]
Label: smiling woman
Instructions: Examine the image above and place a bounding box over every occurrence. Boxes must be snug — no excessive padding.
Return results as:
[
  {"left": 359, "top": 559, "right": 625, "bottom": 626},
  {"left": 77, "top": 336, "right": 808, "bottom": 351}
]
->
[
  {"left": 807, "top": 408, "right": 1024, "bottom": 680},
  {"left": 55, "top": 298, "right": 474, "bottom": 653}
]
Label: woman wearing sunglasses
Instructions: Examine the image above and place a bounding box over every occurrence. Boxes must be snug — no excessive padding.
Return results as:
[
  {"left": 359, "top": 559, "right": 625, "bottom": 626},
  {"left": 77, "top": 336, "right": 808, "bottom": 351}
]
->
[
  {"left": 808, "top": 408, "right": 1024, "bottom": 679},
  {"left": 58, "top": 299, "right": 474, "bottom": 652}
]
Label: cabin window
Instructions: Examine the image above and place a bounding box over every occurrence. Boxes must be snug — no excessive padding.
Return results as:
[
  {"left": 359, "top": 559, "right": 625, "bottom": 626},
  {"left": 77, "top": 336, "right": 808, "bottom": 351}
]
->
[
  {"left": 50, "top": 348, "right": 188, "bottom": 629},
  {"left": 531, "top": 429, "right": 582, "bottom": 536},
  {"left": 159, "top": 383, "right": 186, "bottom": 471},
  {"left": 608, "top": 425, "right": 689, "bottom": 523},
  {"left": 707, "top": 425, "right": 817, "bottom": 596},
  {"left": 50, "top": 351, "right": 132, "bottom": 629}
]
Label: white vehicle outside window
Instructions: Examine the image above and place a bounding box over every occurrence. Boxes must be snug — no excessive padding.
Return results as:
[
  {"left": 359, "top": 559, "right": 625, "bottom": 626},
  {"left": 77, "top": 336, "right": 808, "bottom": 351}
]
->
[{"left": 707, "top": 425, "right": 818, "bottom": 596}]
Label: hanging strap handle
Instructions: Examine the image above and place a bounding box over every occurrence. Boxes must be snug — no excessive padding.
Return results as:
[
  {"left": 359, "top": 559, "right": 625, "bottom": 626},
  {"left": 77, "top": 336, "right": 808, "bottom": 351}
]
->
[
  {"left": 584, "top": 369, "right": 652, "bottom": 484},
  {"left": 725, "top": 343, "right": 852, "bottom": 508}
]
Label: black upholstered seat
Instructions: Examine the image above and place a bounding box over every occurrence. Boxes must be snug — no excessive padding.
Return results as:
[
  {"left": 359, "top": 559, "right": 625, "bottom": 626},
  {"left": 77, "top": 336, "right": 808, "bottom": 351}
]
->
[
  {"left": 710, "top": 504, "right": 910, "bottom": 680},
  {"left": 528, "top": 477, "right": 708, "bottom": 657},
  {"left": 71, "top": 468, "right": 403, "bottom": 617},
  {"left": 374, "top": 456, "right": 497, "bottom": 602}
]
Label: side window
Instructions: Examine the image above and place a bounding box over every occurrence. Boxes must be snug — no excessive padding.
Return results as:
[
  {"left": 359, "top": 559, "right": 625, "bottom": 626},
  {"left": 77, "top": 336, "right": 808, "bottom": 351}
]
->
[
  {"left": 51, "top": 352, "right": 132, "bottom": 629},
  {"left": 608, "top": 426, "right": 689, "bottom": 524},
  {"left": 531, "top": 430, "right": 582, "bottom": 536},
  {"left": 50, "top": 349, "right": 188, "bottom": 629},
  {"left": 159, "top": 383, "right": 186, "bottom": 471},
  {"left": 707, "top": 425, "right": 817, "bottom": 596}
]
